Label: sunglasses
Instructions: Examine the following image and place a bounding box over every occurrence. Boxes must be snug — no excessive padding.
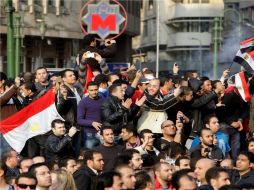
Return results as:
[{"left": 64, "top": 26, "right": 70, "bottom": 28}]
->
[{"left": 17, "top": 184, "right": 36, "bottom": 189}]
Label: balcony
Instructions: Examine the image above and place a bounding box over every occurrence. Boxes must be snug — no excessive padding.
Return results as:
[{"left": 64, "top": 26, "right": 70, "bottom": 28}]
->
[
  {"left": 167, "top": 32, "right": 211, "bottom": 51},
  {"left": 167, "top": 3, "right": 224, "bottom": 22}
]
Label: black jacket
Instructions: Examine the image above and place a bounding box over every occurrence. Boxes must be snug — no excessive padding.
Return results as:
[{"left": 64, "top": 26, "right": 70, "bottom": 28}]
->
[
  {"left": 190, "top": 144, "right": 224, "bottom": 160},
  {"left": 56, "top": 85, "right": 82, "bottom": 128},
  {"left": 44, "top": 134, "right": 75, "bottom": 161},
  {"left": 73, "top": 165, "right": 97, "bottom": 190},
  {"left": 101, "top": 95, "right": 140, "bottom": 134},
  {"left": 236, "top": 170, "right": 254, "bottom": 186}
]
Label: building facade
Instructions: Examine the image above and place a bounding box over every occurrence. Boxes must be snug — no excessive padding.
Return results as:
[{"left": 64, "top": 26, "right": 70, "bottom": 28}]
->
[
  {"left": 133, "top": 0, "right": 224, "bottom": 77},
  {"left": 0, "top": 0, "right": 141, "bottom": 73}
]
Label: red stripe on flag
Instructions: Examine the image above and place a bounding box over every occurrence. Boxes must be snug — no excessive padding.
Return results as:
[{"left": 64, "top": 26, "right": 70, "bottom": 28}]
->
[
  {"left": 240, "top": 37, "right": 254, "bottom": 45},
  {"left": 83, "top": 64, "right": 94, "bottom": 94},
  {"left": 239, "top": 71, "right": 251, "bottom": 102},
  {"left": 0, "top": 90, "right": 56, "bottom": 134},
  {"left": 247, "top": 50, "right": 254, "bottom": 60}
]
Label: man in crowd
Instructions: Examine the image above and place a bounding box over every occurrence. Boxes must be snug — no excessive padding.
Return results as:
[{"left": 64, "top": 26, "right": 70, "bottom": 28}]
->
[
  {"left": 154, "top": 162, "right": 174, "bottom": 189},
  {"left": 115, "top": 165, "right": 136, "bottom": 190},
  {"left": 194, "top": 158, "right": 215, "bottom": 186},
  {"left": 190, "top": 128, "right": 224, "bottom": 160},
  {"left": 205, "top": 167, "right": 231, "bottom": 190},
  {"left": 45, "top": 119, "right": 77, "bottom": 161},
  {"left": 19, "top": 158, "right": 33, "bottom": 173},
  {"left": 191, "top": 114, "right": 230, "bottom": 157},
  {"left": 159, "top": 75, "right": 175, "bottom": 95},
  {"left": 172, "top": 170, "right": 197, "bottom": 190},
  {"left": 94, "top": 127, "right": 124, "bottom": 171},
  {"left": 101, "top": 83, "right": 145, "bottom": 135},
  {"left": 73, "top": 150, "right": 104, "bottom": 190},
  {"left": 120, "top": 124, "right": 141, "bottom": 149},
  {"left": 94, "top": 171, "right": 122, "bottom": 190},
  {"left": 137, "top": 78, "right": 181, "bottom": 134},
  {"left": 77, "top": 81, "right": 104, "bottom": 149},
  {"left": 154, "top": 119, "right": 183, "bottom": 151},
  {"left": 14, "top": 172, "right": 37, "bottom": 190},
  {"left": 175, "top": 156, "right": 191, "bottom": 170},
  {"left": 58, "top": 157, "right": 77, "bottom": 174},
  {"left": 34, "top": 67, "right": 51, "bottom": 92},
  {"left": 135, "top": 129, "right": 160, "bottom": 156},
  {"left": 29, "top": 163, "right": 52, "bottom": 190},
  {"left": 236, "top": 151, "right": 254, "bottom": 186},
  {"left": 2, "top": 149, "right": 20, "bottom": 180}
]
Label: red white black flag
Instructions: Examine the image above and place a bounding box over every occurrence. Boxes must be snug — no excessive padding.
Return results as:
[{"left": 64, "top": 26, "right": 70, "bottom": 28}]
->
[
  {"left": 233, "top": 50, "right": 254, "bottom": 74},
  {"left": 240, "top": 37, "right": 254, "bottom": 53}
]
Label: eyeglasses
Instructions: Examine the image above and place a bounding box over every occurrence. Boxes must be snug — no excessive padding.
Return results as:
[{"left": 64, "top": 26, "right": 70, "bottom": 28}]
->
[{"left": 17, "top": 184, "right": 36, "bottom": 189}]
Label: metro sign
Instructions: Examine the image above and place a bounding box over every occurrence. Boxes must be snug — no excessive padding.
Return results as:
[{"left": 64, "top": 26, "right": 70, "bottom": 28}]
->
[{"left": 80, "top": 0, "right": 128, "bottom": 40}]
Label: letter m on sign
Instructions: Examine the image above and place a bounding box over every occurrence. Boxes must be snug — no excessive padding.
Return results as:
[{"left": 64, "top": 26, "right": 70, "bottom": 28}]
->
[{"left": 91, "top": 14, "right": 116, "bottom": 31}]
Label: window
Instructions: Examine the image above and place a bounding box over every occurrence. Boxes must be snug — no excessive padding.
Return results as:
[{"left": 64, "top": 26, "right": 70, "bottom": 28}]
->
[
  {"left": 141, "top": 0, "right": 143, "bottom": 10},
  {"left": 148, "top": 0, "right": 153, "bottom": 10},
  {"left": 60, "top": 0, "right": 64, "bottom": 7},
  {"left": 48, "top": 0, "right": 54, "bottom": 6},
  {"left": 201, "top": 0, "right": 209, "bottom": 3},
  {"left": 143, "top": 21, "right": 148, "bottom": 36}
]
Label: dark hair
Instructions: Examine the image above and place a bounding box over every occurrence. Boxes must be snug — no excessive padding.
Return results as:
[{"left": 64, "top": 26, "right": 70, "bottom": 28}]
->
[
  {"left": 122, "top": 123, "right": 138, "bottom": 136},
  {"left": 0, "top": 72, "right": 7, "bottom": 81},
  {"left": 100, "top": 126, "right": 113, "bottom": 136},
  {"left": 28, "top": 162, "right": 48, "bottom": 177},
  {"left": 83, "top": 150, "right": 101, "bottom": 165},
  {"left": 205, "top": 167, "right": 228, "bottom": 184},
  {"left": 35, "top": 67, "right": 48, "bottom": 75},
  {"left": 172, "top": 170, "right": 196, "bottom": 190},
  {"left": 114, "top": 154, "right": 132, "bottom": 168},
  {"left": 94, "top": 171, "right": 121, "bottom": 190},
  {"left": 163, "top": 143, "right": 186, "bottom": 159},
  {"left": 112, "top": 79, "right": 129, "bottom": 86},
  {"left": 108, "top": 83, "right": 122, "bottom": 95},
  {"left": 212, "top": 80, "right": 221, "bottom": 89},
  {"left": 83, "top": 34, "right": 96, "bottom": 46},
  {"left": 200, "top": 128, "right": 212, "bottom": 137},
  {"left": 175, "top": 156, "right": 190, "bottom": 167},
  {"left": 203, "top": 114, "right": 218, "bottom": 125},
  {"left": 94, "top": 74, "right": 108, "bottom": 85},
  {"left": 15, "top": 172, "right": 37, "bottom": 185},
  {"left": 159, "top": 76, "right": 170, "bottom": 87},
  {"left": 61, "top": 69, "right": 74, "bottom": 78},
  {"left": 179, "top": 86, "right": 192, "bottom": 96},
  {"left": 21, "top": 82, "right": 37, "bottom": 93},
  {"left": 139, "top": 129, "right": 152, "bottom": 139},
  {"left": 58, "top": 157, "right": 75, "bottom": 168},
  {"left": 135, "top": 171, "right": 152, "bottom": 190},
  {"left": 87, "top": 81, "right": 98, "bottom": 88},
  {"left": 238, "top": 151, "right": 254, "bottom": 163},
  {"left": 1, "top": 149, "right": 15, "bottom": 164},
  {"left": 51, "top": 119, "right": 65, "bottom": 128},
  {"left": 247, "top": 137, "right": 254, "bottom": 147}
]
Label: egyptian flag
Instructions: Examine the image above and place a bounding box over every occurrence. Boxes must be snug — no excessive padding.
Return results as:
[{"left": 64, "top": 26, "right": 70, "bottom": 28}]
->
[
  {"left": 0, "top": 90, "right": 63, "bottom": 153},
  {"left": 235, "top": 71, "right": 251, "bottom": 102},
  {"left": 240, "top": 37, "right": 254, "bottom": 53},
  {"left": 233, "top": 50, "right": 254, "bottom": 74}
]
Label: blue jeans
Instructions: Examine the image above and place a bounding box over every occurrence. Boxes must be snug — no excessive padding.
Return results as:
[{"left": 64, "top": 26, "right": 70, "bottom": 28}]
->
[
  {"left": 220, "top": 123, "right": 240, "bottom": 160},
  {"left": 83, "top": 132, "right": 101, "bottom": 149}
]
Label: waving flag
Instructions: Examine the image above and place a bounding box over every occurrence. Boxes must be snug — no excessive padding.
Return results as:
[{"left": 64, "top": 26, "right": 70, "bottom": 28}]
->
[
  {"left": 233, "top": 50, "right": 254, "bottom": 74},
  {"left": 235, "top": 71, "right": 251, "bottom": 102},
  {"left": 0, "top": 90, "right": 63, "bottom": 152},
  {"left": 240, "top": 37, "right": 254, "bottom": 53}
]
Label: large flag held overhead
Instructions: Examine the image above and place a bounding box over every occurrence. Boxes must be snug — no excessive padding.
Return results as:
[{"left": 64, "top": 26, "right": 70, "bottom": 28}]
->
[
  {"left": 240, "top": 37, "right": 254, "bottom": 53},
  {"left": 233, "top": 50, "right": 254, "bottom": 74},
  {"left": 0, "top": 90, "right": 63, "bottom": 153}
]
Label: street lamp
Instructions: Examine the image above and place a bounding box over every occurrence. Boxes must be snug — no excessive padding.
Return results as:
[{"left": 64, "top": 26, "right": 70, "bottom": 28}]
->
[{"left": 191, "top": 37, "right": 202, "bottom": 76}]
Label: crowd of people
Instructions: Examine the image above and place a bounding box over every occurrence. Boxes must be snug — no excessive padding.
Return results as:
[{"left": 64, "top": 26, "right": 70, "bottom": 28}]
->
[{"left": 0, "top": 34, "right": 254, "bottom": 190}]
